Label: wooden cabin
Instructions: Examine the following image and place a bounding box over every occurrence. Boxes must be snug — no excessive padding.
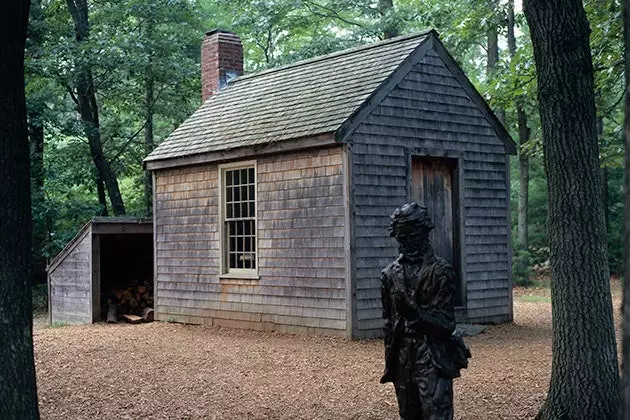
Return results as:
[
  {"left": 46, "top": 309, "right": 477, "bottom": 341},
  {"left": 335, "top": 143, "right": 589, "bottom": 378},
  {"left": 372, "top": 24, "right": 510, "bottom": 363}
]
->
[
  {"left": 144, "top": 29, "right": 517, "bottom": 339},
  {"left": 47, "top": 218, "right": 153, "bottom": 325}
]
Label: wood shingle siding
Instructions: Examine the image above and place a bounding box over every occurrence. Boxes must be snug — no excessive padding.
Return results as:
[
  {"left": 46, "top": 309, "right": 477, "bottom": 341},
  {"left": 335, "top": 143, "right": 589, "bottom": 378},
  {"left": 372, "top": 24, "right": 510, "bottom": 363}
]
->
[
  {"left": 153, "top": 146, "right": 347, "bottom": 335},
  {"left": 48, "top": 229, "right": 92, "bottom": 325},
  {"left": 146, "top": 30, "right": 515, "bottom": 338},
  {"left": 349, "top": 46, "right": 512, "bottom": 337}
]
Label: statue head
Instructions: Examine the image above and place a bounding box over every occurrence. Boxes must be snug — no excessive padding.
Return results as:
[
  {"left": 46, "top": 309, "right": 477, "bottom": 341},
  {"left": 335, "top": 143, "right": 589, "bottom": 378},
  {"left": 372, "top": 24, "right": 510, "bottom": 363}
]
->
[{"left": 389, "top": 202, "right": 434, "bottom": 258}]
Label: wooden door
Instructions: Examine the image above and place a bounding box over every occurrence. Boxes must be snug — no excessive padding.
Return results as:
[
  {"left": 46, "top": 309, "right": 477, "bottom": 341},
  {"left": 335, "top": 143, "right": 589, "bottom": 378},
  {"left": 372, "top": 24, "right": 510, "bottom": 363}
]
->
[{"left": 411, "top": 157, "right": 460, "bottom": 279}]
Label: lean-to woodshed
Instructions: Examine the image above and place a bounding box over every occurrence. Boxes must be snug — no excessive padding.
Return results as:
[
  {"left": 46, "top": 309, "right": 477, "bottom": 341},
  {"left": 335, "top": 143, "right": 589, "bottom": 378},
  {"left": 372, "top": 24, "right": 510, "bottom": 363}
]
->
[
  {"left": 144, "top": 29, "right": 516, "bottom": 338},
  {"left": 47, "top": 218, "right": 153, "bottom": 325}
]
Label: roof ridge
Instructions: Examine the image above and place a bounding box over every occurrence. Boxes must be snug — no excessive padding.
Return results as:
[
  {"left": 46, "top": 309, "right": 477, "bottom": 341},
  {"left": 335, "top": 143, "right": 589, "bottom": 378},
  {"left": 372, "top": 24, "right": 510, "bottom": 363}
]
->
[{"left": 232, "top": 29, "right": 434, "bottom": 83}]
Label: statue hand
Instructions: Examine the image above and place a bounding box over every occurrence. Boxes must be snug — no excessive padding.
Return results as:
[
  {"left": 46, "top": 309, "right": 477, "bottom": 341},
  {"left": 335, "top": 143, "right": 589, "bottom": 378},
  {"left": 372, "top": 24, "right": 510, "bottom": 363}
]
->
[{"left": 392, "top": 287, "right": 413, "bottom": 312}]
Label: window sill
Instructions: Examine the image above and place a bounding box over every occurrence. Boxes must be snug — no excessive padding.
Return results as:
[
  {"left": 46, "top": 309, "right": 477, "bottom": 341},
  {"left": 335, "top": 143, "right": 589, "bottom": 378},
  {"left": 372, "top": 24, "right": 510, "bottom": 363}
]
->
[{"left": 219, "top": 273, "right": 260, "bottom": 284}]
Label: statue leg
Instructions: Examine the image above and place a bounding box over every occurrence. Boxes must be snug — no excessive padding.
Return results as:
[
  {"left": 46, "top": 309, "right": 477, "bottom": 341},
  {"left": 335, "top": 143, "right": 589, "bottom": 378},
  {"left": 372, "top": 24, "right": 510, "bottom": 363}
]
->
[
  {"left": 394, "top": 379, "right": 424, "bottom": 420},
  {"left": 395, "top": 338, "right": 424, "bottom": 420},
  {"left": 415, "top": 364, "right": 453, "bottom": 420}
]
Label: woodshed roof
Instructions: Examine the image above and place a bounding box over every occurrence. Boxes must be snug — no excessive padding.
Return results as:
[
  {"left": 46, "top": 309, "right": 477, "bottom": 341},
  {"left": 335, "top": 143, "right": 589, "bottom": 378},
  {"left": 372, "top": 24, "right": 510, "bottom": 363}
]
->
[{"left": 144, "top": 31, "right": 433, "bottom": 164}]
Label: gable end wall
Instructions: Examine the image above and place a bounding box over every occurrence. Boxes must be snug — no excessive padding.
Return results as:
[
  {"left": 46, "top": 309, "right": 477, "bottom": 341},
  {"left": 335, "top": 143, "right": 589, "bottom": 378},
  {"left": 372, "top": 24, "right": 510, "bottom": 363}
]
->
[{"left": 350, "top": 47, "right": 512, "bottom": 337}]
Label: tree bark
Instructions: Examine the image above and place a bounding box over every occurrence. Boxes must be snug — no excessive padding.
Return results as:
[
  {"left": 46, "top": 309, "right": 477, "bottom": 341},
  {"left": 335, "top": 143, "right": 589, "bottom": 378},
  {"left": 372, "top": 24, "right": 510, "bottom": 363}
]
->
[
  {"left": 144, "top": 13, "right": 154, "bottom": 217},
  {"left": 0, "top": 0, "right": 41, "bottom": 417},
  {"left": 487, "top": 0, "right": 505, "bottom": 123},
  {"left": 96, "top": 173, "right": 108, "bottom": 216},
  {"left": 622, "top": 0, "right": 630, "bottom": 417},
  {"left": 378, "top": 0, "right": 398, "bottom": 39},
  {"left": 66, "top": 0, "right": 125, "bottom": 215},
  {"left": 144, "top": 73, "right": 154, "bottom": 217},
  {"left": 524, "top": 1, "right": 620, "bottom": 418},
  {"left": 486, "top": 8, "right": 499, "bottom": 76},
  {"left": 508, "top": 0, "right": 531, "bottom": 274}
]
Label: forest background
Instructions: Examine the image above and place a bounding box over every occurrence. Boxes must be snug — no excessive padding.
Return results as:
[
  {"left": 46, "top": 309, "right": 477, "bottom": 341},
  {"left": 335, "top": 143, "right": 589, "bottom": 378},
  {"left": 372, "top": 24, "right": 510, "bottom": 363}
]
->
[{"left": 25, "top": 0, "right": 625, "bottom": 291}]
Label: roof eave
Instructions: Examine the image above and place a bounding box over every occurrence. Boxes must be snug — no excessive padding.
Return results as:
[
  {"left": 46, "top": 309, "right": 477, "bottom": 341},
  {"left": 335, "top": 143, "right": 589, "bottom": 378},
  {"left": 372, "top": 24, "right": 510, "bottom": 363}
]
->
[{"left": 144, "top": 132, "right": 338, "bottom": 171}]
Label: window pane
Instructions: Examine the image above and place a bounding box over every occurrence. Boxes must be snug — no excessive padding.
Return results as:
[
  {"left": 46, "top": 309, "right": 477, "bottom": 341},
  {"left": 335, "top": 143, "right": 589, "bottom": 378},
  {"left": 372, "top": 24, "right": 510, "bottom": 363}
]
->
[
  {"left": 234, "top": 186, "right": 240, "bottom": 201},
  {"left": 223, "top": 166, "right": 256, "bottom": 273},
  {"left": 237, "top": 253, "right": 244, "bottom": 268},
  {"left": 226, "top": 186, "right": 233, "bottom": 202}
]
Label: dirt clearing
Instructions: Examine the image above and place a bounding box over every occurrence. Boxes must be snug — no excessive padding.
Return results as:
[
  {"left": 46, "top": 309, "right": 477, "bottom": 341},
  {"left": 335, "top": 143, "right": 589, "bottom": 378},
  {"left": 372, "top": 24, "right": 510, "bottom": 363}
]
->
[{"left": 34, "top": 281, "right": 622, "bottom": 419}]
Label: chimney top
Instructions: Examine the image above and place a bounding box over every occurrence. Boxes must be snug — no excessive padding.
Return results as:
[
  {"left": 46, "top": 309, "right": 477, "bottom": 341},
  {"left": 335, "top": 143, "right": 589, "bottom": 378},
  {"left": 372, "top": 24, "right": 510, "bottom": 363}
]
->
[
  {"left": 205, "top": 29, "right": 236, "bottom": 37},
  {"left": 201, "top": 30, "right": 243, "bottom": 102}
]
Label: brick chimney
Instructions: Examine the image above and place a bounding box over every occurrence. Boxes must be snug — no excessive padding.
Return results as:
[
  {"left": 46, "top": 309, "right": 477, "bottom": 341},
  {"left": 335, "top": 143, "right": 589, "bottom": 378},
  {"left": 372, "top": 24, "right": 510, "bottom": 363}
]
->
[{"left": 201, "top": 30, "right": 243, "bottom": 102}]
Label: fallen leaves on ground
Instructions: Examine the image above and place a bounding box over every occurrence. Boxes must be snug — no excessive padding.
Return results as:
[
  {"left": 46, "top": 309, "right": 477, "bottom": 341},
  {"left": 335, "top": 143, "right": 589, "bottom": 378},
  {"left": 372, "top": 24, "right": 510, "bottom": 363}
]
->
[{"left": 34, "top": 280, "right": 622, "bottom": 419}]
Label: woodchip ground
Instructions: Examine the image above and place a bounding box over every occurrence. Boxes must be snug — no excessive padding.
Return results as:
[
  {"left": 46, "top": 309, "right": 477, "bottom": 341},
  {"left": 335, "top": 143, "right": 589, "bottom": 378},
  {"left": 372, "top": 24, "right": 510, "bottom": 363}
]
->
[{"left": 34, "top": 280, "right": 622, "bottom": 419}]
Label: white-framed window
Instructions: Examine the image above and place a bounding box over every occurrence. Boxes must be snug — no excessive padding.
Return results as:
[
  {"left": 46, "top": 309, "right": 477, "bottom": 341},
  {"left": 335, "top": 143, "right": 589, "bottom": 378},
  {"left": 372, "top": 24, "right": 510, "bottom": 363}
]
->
[{"left": 219, "top": 161, "right": 257, "bottom": 276}]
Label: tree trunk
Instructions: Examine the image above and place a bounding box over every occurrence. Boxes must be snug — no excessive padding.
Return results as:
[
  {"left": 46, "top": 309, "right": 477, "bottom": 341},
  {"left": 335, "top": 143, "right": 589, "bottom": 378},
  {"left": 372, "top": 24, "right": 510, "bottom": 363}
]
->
[
  {"left": 378, "top": 0, "right": 398, "bottom": 39},
  {"left": 144, "top": 14, "right": 154, "bottom": 217},
  {"left": 27, "top": 0, "right": 47, "bottom": 285},
  {"left": 0, "top": 0, "right": 41, "bottom": 417},
  {"left": 487, "top": 0, "right": 505, "bottom": 123},
  {"left": 486, "top": 13, "right": 499, "bottom": 76},
  {"left": 96, "top": 173, "right": 108, "bottom": 216},
  {"left": 508, "top": 0, "right": 531, "bottom": 277},
  {"left": 144, "top": 75, "right": 154, "bottom": 217},
  {"left": 66, "top": 0, "right": 125, "bottom": 215},
  {"left": 524, "top": 1, "right": 620, "bottom": 418},
  {"left": 622, "top": 0, "right": 630, "bottom": 417}
]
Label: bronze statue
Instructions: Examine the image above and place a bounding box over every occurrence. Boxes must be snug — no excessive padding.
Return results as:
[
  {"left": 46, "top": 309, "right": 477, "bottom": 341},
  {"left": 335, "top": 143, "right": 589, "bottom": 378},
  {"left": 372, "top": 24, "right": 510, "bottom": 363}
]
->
[{"left": 380, "top": 203, "right": 470, "bottom": 420}]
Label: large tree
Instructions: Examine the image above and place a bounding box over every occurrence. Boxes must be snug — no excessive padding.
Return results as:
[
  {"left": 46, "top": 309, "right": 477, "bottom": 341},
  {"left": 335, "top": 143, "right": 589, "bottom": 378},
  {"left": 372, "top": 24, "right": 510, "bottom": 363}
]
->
[
  {"left": 622, "top": 0, "right": 630, "bottom": 416},
  {"left": 507, "top": 0, "right": 531, "bottom": 284},
  {"left": 524, "top": 0, "right": 620, "bottom": 418},
  {"left": 66, "top": 0, "right": 126, "bottom": 215},
  {"left": 0, "top": 0, "right": 40, "bottom": 418}
]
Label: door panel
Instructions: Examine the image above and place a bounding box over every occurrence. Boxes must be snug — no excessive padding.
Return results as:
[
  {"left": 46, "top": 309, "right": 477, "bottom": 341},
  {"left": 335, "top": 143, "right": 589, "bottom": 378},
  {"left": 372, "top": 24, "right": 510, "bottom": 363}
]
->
[{"left": 411, "top": 157, "right": 462, "bottom": 304}]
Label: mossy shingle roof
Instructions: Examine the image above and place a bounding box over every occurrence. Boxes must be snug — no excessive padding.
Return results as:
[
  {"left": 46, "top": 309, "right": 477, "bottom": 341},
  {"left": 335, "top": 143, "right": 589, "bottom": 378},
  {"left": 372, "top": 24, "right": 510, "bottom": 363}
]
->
[{"left": 144, "top": 31, "right": 431, "bottom": 163}]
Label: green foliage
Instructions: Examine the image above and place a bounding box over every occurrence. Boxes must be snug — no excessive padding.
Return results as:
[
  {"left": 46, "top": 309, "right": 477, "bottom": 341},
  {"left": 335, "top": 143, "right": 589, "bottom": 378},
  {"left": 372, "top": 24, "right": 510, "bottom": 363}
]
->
[
  {"left": 512, "top": 248, "right": 532, "bottom": 287},
  {"left": 606, "top": 167, "right": 624, "bottom": 274},
  {"left": 517, "top": 294, "right": 551, "bottom": 304},
  {"left": 28, "top": 0, "right": 203, "bottom": 258},
  {"left": 32, "top": 284, "right": 48, "bottom": 314},
  {"left": 25, "top": 0, "right": 624, "bottom": 282}
]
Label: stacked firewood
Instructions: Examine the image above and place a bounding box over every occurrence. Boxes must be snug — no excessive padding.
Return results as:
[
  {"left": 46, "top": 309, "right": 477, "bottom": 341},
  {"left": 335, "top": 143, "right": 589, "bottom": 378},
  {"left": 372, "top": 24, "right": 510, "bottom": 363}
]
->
[{"left": 103, "top": 281, "right": 154, "bottom": 324}]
